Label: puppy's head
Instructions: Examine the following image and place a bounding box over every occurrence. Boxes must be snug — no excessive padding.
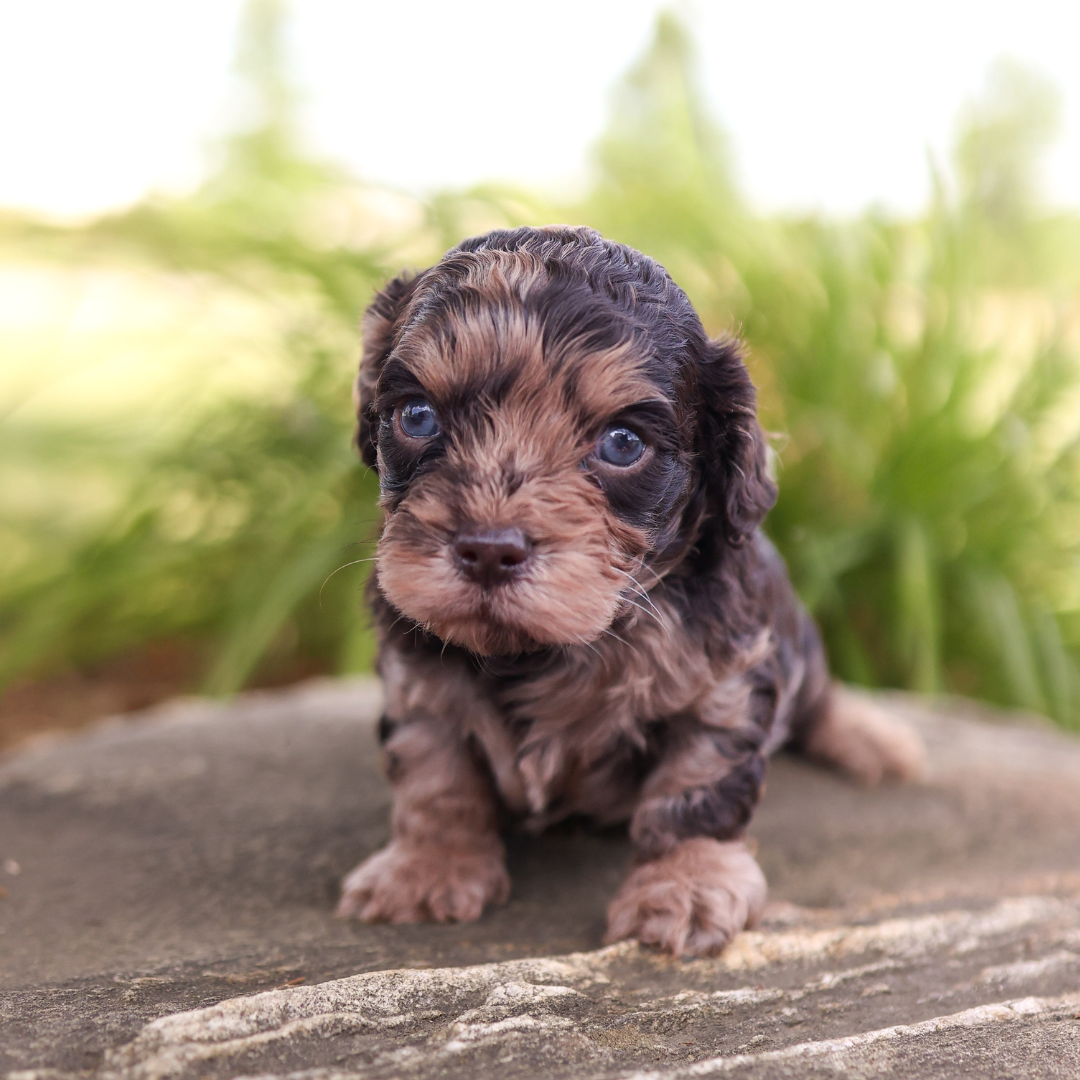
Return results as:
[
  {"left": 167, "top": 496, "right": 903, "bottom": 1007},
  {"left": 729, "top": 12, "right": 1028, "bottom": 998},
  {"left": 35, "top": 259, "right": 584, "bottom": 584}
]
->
[{"left": 355, "top": 226, "right": 775, "bottom": 656}]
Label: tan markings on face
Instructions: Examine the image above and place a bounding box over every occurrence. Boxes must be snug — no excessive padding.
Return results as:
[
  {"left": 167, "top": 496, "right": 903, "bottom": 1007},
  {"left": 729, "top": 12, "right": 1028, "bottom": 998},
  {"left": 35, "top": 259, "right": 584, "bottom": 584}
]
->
[
  {"left": 552, "top": 339, "right": 663, "bottom": 419},
  {"left": 396, "top": 251, "right": 660, "bottom": 412},
  {"left": 396, "top": 304, "right": 540, "bottom": 400},
  {"left": 376, "top": 251, "right": 660, "bottom": 655},
  {"left": 378, "top": 462, "right": 648, "bottom": 655}
]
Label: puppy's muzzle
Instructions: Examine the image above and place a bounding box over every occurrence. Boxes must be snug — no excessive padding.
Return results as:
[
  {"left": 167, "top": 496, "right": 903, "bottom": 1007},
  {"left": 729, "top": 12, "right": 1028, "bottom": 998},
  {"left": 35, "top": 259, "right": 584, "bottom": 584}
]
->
[{"left": 453, "top": 526, "right": 532, "bottom": 588}]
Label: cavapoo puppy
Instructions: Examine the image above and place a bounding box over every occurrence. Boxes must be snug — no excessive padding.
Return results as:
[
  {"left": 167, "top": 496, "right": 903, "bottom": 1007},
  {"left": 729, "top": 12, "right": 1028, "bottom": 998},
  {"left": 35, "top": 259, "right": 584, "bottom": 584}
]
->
[{"left": 337, "top": 225, "right": 924, "bottom": 956}]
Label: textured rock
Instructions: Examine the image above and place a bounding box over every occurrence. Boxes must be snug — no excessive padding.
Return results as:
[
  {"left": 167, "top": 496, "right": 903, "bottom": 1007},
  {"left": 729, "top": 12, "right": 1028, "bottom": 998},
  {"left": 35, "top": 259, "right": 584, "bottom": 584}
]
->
[{"left": 2, "top": 678, "right": 1080, "bottom": 1078}]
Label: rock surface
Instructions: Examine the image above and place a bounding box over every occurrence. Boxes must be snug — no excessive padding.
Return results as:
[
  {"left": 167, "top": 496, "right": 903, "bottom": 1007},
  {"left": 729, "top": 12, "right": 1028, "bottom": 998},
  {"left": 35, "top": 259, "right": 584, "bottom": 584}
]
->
[{"left": 2, "top": 678, "right": 1080, "bottom": 1079}]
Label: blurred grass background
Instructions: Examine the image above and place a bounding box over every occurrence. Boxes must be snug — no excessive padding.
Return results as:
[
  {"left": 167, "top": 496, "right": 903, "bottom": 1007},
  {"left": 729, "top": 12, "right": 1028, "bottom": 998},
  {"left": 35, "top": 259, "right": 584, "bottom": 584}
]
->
[{"left": 2, "top": 1, "right": 1079, "bottom": 742}]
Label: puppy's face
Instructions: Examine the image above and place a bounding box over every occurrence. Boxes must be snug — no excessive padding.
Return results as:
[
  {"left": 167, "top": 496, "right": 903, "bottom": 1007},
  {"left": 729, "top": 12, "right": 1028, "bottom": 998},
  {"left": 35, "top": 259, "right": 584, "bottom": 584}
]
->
[{"left": 356, "top": 230, "right": 775, "bottom": 656}]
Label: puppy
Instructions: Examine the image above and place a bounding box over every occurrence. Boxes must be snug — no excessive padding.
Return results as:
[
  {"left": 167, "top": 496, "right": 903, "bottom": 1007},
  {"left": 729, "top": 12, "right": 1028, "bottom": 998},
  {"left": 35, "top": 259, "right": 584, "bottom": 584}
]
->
[{"left": 337, "top": 226, "right": 924, "bottom": 956}]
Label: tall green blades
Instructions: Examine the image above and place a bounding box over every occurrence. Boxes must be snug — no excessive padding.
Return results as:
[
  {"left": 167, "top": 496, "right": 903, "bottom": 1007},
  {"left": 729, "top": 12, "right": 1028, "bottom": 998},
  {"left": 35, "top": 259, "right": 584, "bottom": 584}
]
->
[{"left": 2, "top": 6, "right": 1079, "bottom": 728}]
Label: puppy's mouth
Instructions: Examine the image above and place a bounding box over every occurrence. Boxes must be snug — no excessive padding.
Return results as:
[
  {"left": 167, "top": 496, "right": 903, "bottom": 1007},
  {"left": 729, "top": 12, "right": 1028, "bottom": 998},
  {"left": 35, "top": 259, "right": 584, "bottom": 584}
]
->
[
  {"left": 431, "top": 525, "right": 557, "bottom": 655},
  {"left": 376, "top": 516, "right": 630, "bottom": 657}
]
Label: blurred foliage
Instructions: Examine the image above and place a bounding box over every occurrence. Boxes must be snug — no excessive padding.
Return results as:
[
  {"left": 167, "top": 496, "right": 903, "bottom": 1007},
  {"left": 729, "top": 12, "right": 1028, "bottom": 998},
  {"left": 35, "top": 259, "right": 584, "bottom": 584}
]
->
[{"left": 2, "top": 3, "right": 1079, "bottom": 727}]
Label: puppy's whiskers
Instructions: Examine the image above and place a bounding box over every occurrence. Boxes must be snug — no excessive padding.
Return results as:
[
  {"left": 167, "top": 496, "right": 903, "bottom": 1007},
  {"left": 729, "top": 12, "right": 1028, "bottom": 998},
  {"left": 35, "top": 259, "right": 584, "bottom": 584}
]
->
[
  {"left": 619, "top": 595, "right": 672, "bottom": 639},
  {"left": 319, "top": 555, "right": 378, "bottom": 605},
  {"left": 626, "top": 580, "right": 668, "bottom": 626},
  {"left": 633, "top": 562, "right": 665, "bottom": 592},
  {"left": 564, "top": 633, "right": 605, "bottom": 661},
  {"left": 611, "top": 567, "right": 671, "bottom": 637},
  {"left": 599, "top": 626, "right": 632, "bottom": 649}
]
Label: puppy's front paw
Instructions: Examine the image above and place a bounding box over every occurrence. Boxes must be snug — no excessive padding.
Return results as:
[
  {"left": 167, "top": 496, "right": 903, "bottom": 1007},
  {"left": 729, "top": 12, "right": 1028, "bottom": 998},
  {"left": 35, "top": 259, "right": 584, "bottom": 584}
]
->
[
  {"left": 604, "top": 838, "right": 766, "bottom": 957},
  {"left": 336, "top": 839, "right": 510, "bottom": 923}
]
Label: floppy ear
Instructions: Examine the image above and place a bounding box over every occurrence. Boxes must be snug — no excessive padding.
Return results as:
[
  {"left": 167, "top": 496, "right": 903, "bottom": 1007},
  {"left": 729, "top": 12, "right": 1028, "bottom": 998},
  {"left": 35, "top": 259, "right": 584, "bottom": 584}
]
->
[
  {"left": 696, "top": 336, "right": 777, "bottom": 547},
  {"left": 353, "top": 272, "right": 423, "bottom": 468}
]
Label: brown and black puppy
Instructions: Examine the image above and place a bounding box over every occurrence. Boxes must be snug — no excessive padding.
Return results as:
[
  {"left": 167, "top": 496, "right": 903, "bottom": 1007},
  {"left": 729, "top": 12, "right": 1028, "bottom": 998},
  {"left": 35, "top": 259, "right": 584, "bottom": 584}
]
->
[{"left": 337, "top": 225, "right": 924, "bottom": 956}]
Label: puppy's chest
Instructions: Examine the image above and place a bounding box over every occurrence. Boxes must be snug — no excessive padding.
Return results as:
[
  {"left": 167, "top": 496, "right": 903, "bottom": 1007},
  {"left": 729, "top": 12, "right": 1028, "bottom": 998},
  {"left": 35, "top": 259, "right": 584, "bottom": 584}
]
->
[{"left": 476, "top": 635, "right": 724, "bottom": 822}]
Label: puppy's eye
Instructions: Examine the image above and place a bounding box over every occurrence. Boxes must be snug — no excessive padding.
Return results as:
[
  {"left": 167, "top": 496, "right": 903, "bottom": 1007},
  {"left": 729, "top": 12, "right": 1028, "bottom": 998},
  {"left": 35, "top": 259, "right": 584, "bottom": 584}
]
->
[
  {"left": 597, "top": 426, "right": 644, "bottom": 467},
  {"left": 398, "top": 397, "right": 441, "bottom": 439}
]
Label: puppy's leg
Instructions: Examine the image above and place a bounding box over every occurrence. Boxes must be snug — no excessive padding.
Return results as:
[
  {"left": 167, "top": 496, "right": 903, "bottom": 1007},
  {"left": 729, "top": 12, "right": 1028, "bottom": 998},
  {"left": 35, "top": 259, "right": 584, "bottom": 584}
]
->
[
  {"left": 336, "top": 717, "right": 509, "bottom": 923},
  {"left": 606, "top": 837, "right": 766, "bottom": 957},
  {"left": 797, "top": 683, "right": 926, "bottom": 785},
  {"left": 606, "top": 728, "right": 768, "bottom": 956}
]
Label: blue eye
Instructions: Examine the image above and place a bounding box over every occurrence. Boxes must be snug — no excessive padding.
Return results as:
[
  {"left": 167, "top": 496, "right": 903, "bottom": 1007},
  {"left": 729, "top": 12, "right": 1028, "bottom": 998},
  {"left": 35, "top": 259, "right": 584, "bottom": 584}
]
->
[
  {"left": 399, "top": 397, "right": 440, "bottom": 438},
  {"left": 597, "top": 426, "right": 644, "bottom": 466}
]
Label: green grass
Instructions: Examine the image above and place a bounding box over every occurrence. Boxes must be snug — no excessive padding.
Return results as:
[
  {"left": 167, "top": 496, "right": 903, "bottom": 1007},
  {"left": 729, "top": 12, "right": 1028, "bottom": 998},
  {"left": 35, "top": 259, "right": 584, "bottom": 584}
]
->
[{"left": 2, "top": 3, "right": 1079, "bottom": 727}]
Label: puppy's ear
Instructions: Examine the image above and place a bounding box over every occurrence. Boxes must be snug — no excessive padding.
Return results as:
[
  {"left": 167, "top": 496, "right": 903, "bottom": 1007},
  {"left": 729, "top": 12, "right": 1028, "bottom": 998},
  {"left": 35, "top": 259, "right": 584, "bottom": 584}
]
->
[
  {"left": 697, "top": 337, "right": 777, "bottom": 547},
  {"left": 354, "top": 273, "right": 423, "bottom": 468}
]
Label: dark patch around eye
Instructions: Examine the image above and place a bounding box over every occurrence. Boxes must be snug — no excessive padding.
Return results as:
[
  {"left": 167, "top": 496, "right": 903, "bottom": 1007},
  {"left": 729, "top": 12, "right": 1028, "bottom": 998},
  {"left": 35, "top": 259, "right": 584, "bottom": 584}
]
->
[
  {"left": 376, "top": 414, "right": 445, "bottom": 505},
  {"left": 375, "top": 358, "right": 427, "bottom": 412},
  {"left": 589, "top": 400, "right": 689, "bottom": 537},
  {"left": 610, "top": 399, "right": 681, "bottom": 446},
  {"left": 372, "top": 359, "right": 451, "bottom": 499},
  {"left": 598, "top": 452, "right": 691, "bottom": 536},
  {"left": 376, "top": 433, "right": 448, "bottom": 504},
  {"left": 375, "top": 416, "right": 418, "bottom": 499}
]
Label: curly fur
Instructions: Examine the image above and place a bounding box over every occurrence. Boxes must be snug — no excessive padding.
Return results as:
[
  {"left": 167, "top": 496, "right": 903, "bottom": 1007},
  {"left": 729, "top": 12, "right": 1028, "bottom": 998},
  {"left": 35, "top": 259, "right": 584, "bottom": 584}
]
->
[{"left": 336, "top": 225, "right": 924, "bottom": 954}]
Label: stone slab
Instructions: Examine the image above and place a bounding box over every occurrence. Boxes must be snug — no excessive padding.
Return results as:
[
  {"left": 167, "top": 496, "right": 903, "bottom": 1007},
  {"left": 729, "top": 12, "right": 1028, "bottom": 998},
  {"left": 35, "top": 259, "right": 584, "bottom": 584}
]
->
[{"left": 2, "top": 678, "right": 1080, "bottom": 1078}]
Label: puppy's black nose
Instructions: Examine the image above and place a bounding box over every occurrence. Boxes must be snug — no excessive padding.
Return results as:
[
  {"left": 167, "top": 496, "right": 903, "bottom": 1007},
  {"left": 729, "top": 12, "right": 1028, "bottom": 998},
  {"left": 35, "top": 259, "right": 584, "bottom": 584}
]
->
[{"left": 453, "top": 527, "right": 532, "bottom": 587}]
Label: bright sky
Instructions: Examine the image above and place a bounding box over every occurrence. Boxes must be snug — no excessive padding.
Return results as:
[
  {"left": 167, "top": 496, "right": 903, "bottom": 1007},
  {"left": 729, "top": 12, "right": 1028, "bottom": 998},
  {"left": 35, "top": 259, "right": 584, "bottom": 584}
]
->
[{"left": 1, "top": 0, "right": 1078, "bottom": 220}]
